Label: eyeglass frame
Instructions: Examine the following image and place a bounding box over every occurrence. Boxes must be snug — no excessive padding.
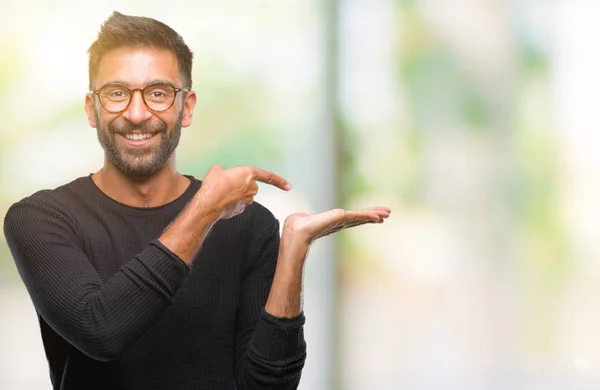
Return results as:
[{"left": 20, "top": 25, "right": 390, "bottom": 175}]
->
[{"left": 89, "top": 82, "right": 190, "bottom": 114}]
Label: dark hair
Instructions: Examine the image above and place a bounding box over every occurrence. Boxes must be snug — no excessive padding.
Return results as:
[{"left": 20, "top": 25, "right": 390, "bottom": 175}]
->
[{"left": 87, "top": 11, "right": 193, "bottom": 90}]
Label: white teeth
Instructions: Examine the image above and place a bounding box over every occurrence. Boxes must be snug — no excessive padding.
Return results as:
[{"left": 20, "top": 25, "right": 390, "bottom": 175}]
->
[{"left": 125, "top": 133, "right": 153, "bottom": 141}]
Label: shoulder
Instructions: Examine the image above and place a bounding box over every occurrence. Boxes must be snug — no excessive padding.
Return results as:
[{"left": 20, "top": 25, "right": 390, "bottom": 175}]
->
[
  {"left": 240, "top": 201, "right": 279, "bottom": 235},
  {"left": 241, "top": 202, "right": 281, "bottom": 256},
  {"left": 4, "top": 176, "right": 90, "bottom": 231},
  {"left": 7, "top": 176, "right": 89, "bottom": 211},
  {"left": 247, "top": 201, "right": 278, "bottom": 224}
]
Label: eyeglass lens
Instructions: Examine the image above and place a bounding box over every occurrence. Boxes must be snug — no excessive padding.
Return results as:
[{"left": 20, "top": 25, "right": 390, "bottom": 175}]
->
[{"left": 99, "top": 84, "right": 177, "bottom": 113}]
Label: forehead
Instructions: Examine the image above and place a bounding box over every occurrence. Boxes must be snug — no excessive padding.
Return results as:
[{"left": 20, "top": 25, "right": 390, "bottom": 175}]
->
[{"left": 95, "top": 46, "right": 180, "bottom": 88}]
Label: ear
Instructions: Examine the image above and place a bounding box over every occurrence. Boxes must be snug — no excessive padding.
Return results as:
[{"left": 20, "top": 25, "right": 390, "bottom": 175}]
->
[
  {"left": 85, "top": 93, "right": 98, "bottom": 128},
  {"left": 181, "top": 91, "right": 197, "bottom": 128}
]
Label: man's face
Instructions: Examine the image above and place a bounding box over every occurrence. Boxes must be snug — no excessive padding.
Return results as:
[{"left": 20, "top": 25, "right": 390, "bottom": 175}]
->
[{"left": 86, "top": 46, "right": 194, "bottom": 177}]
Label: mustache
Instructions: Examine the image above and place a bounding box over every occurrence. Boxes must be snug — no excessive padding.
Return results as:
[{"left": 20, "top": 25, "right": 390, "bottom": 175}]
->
[{"left": 108, "top": 119, "right": 167, "bottom": 136}]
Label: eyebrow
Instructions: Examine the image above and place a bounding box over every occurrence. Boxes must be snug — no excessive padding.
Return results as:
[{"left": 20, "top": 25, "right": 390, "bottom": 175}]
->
[{"left": 100, "top": 79, "right": 178, "bottom": 88}]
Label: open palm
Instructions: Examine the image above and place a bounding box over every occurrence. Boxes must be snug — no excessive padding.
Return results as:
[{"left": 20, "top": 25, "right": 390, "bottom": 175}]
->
[{"left": 283, "top": 207, "right": 391, "bottom": 244}]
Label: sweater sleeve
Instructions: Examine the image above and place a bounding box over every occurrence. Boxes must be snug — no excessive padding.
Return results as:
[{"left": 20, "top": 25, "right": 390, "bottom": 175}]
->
[
  {"left": 3, "top": 198, "right": 189, "bottom": 362},
  {"left": 233, "top": 219, "right": 307, "bottom": 389}
]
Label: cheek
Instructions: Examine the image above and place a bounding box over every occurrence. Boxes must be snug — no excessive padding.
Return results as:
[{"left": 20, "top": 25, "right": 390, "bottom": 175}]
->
[
  {"left": 156, "top": 112, "right": 178, "bottom": 129},
  {"left": 92, "top": 103, "right": 113, "bottom": 128}
]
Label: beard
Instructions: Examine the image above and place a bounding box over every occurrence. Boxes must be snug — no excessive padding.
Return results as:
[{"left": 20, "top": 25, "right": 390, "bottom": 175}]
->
[{"left": 94, "top": 107, "right": 183, "bottom": 178}]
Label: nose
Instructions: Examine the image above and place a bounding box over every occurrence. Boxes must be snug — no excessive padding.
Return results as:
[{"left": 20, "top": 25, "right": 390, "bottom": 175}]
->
[{"left": 122, "top": 90, "right": 152, "bottom": 124}]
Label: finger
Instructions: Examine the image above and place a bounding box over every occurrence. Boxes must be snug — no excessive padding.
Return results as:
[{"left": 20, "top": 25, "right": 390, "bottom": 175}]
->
[
  {"left": 337, "top": 219, "right": 375, "bottom": 230},
  {"left": 341, "top": 210, "right": 382, "bottom": 222},
  {"left": 317, "top": 219, "right": 373, "bottom": 239},
  {"left": 358, "top": 207, "right": 391, "bottom": 217},
  {"left": 369, "top": 206, "right": 391, "bottom": 213},
  {"left": 319, "top": 209, "right": 372, "bottom": 224},
  {"left": 251, "top": 167, "right": 291, "bottom": 191},
  {"left": 363, "top": 207, "right": 391, "bottom": 214},
  {"left": 358, "top": 209, "right": 391, "bottom": 220},
  {"left": 336, "top": 217, "right": 385, "bottom": 232},
  {"left": 248, "top": 181, "right": 259, "bottom": 196},
  {"left": 362, "top": 206, "right": 391, "bottom": 211},
  {"left": 310, "top": 208, "right": 383, "bottom": 236}
]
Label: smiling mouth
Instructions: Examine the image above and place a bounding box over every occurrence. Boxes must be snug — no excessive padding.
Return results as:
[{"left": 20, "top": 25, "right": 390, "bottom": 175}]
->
[{"left": 123, "top": 133, "right": 156, "bottom": 141}]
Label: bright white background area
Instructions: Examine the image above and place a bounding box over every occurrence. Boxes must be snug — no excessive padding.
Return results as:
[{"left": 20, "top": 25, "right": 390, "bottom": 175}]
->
[{"left": 2, "top": 1, "right": 600, "bottom": 389}]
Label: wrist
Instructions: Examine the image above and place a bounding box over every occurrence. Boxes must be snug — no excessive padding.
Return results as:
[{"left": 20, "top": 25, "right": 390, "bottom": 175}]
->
[
  {"left": 276, "top": 233, "right": 309, "bottom": 280},
  {"left": 280, "top": 231, "right": 310, "bottom": 258},
  {"left": 281, "top": 220, "right": 312, "bottom": 247},
  {"left": 192, "top": 188, "right": 221, "bottom": 223},
  {"left": 265, "top": 226, "right": 309, "bottom": 318}
]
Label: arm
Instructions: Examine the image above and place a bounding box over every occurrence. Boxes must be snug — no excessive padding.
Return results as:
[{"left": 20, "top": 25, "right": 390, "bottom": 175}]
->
[
  {"left": 3, "top": 194, "right": 216, "bottom": 362},
  {"left": 3, "top": 166, "right": 291, "bottom": 362},
  {"left": 265, "top": 207, "right": 391, "bottom": 318},
  {"left": 233, "top": 207, "right": 391, "bottom": 389},
  {"left": 234, "top": 220, "right": 306, "bottom": 389}
]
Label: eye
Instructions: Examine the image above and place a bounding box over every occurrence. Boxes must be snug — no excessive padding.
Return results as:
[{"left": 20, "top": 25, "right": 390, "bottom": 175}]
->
[
  {"left": 150, "top": 91, "right": 166, "bottom": 98},
  {"left": 110, "top": 90, "right": 126, "bottom": 98},
  {"left": 144, "top": 85, "right": 173, "bottom": 101},
  {"left": 101, "top": 86, "right": 130, "bottom": 101}
]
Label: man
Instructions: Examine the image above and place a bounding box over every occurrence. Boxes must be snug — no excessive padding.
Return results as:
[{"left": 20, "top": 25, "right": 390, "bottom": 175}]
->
[{"left": 3, "top": 11, "right": 390, "bottom": 390}]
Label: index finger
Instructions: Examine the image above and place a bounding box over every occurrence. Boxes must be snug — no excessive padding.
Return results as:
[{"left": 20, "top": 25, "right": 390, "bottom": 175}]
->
[{"left": 252, "top": 168, "right": 291, "bottom": 191}]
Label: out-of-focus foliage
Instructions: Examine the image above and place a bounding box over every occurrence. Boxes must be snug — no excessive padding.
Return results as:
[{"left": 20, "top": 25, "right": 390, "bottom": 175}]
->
[{"left": 1, "top": 1, "right": 598, "bottom": 389}]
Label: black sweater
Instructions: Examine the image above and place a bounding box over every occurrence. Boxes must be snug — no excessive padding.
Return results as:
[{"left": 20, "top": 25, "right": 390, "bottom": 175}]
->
[{"left": 3, "top": 175, "right": 306, "bottom": 389}]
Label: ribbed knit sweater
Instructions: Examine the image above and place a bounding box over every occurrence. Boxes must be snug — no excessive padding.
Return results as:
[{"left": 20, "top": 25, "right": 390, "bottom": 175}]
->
[{"left": 3, "top": 175, "right": 306, "bottom": 390}]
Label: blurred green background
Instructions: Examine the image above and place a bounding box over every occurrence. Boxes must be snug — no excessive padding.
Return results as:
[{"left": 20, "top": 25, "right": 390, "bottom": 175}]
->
[{"left": 1, "top": 0, "right": 598, "bottom": 389}]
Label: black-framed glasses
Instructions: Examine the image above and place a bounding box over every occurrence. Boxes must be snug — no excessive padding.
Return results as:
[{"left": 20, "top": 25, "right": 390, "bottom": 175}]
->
[{"left": 90, "top": 82, "right": 189, "bottom": 114}]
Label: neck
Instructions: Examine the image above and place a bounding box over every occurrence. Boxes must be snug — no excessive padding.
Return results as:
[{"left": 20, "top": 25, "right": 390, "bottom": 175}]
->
[{"left": 92, "top": 159, "right": 191, "bottom": 208}]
